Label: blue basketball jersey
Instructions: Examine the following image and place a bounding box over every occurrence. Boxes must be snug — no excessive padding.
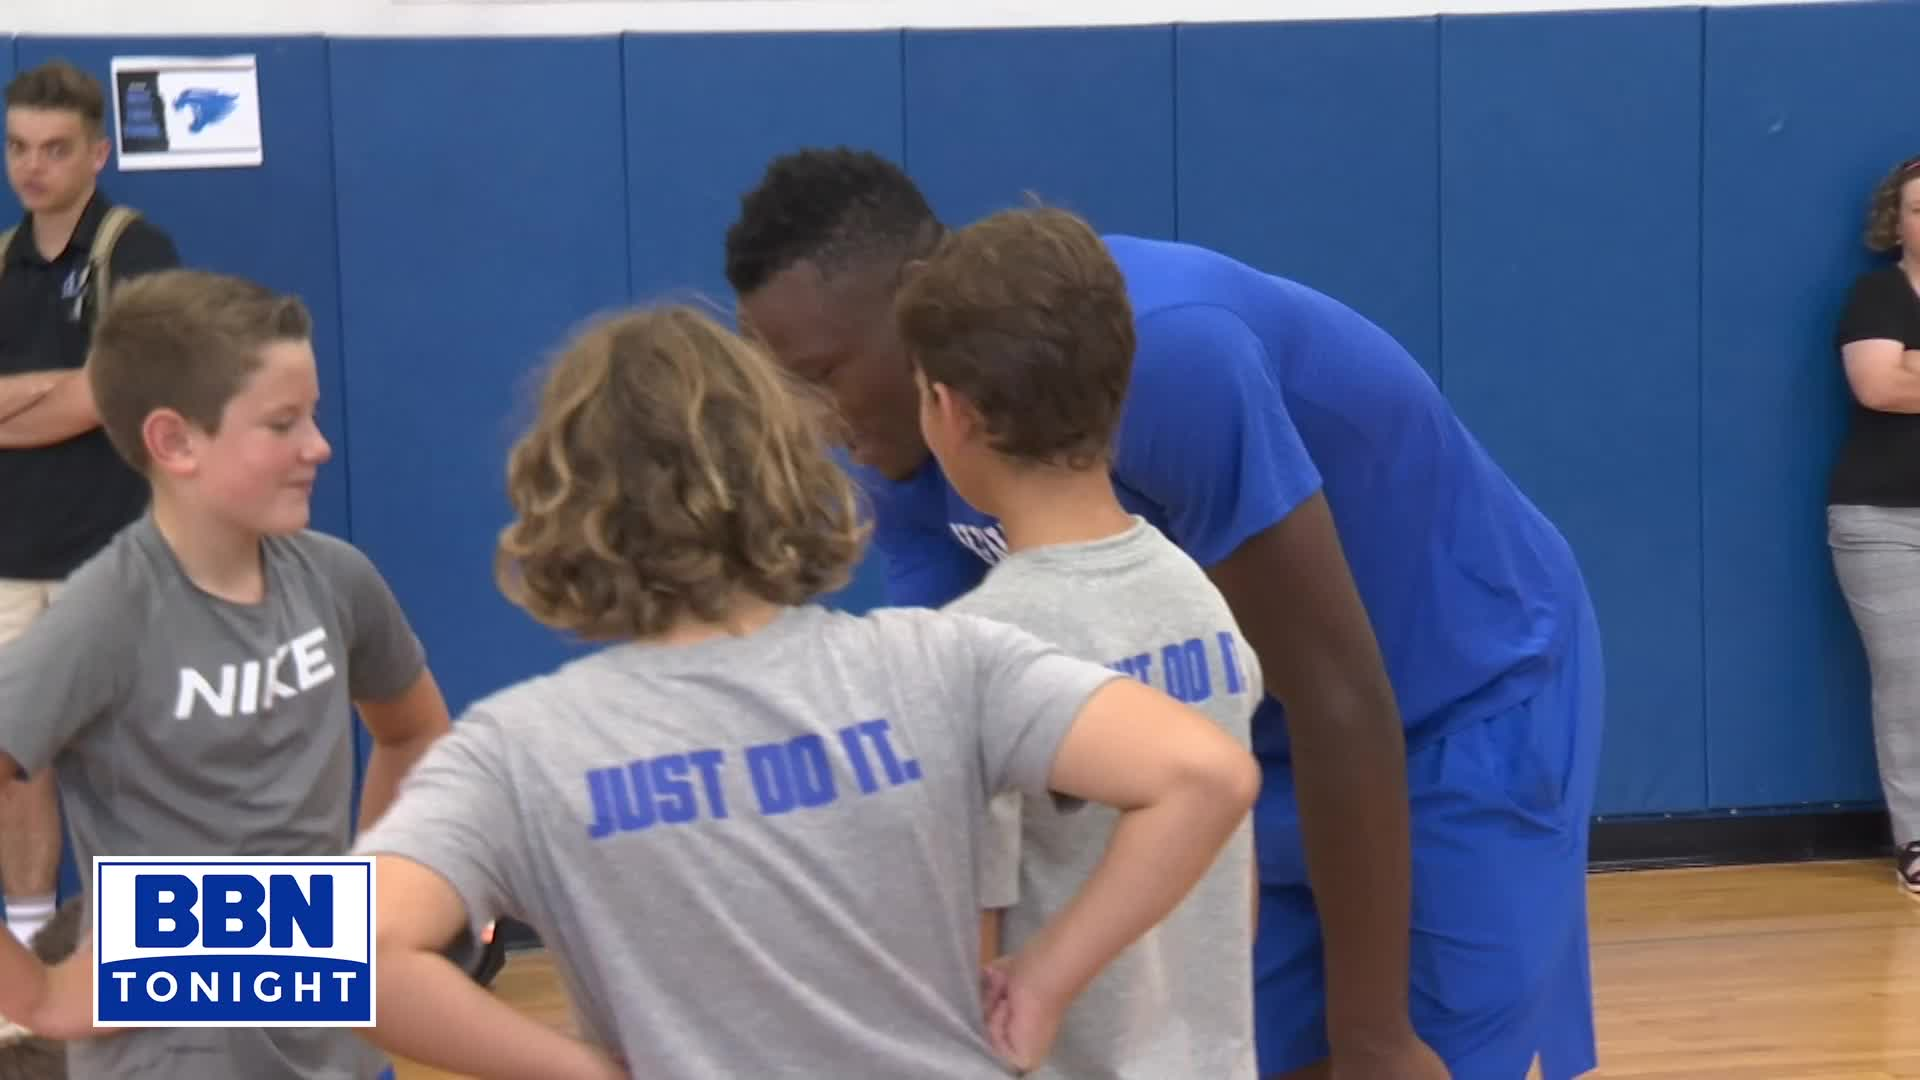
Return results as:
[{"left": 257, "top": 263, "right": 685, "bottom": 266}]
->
[{"left": 860, "top": 234, "right": 1586, "bottom": 764}]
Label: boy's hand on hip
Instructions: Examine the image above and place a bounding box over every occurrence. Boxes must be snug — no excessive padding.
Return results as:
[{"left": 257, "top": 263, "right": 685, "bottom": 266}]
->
[{"left": 981, "top": 955, "right": 1064, "bottom": 1074}]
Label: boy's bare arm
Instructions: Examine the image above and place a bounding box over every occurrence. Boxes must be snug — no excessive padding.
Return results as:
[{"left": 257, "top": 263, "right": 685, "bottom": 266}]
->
[
  {"left": 0, "top": 759, "right": 103, "bottom": 1042},
  {"left": 355, "top": 669, "right": 453, "bottom": 835},
  {"left": 362, "top": 855, "right": 623, "bottom": 1080}
]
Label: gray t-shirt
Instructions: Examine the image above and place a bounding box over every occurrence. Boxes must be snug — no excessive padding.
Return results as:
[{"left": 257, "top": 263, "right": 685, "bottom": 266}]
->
[
  {"left": 949, "top": 519, "right": 1262, "bottom": 1080},
  {"left": 0, "top": 514, "right": 425, "bottom": 1080},
  {"left": 353, "top": 603, "right": 1120, "bottom": 1079}
]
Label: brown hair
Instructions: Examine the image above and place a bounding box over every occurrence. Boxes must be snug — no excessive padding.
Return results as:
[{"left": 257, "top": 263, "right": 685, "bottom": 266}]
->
[
  {"left": 4, "top": 59, "right": 106, "bottom": 135},
  {"left": 895, "top": 206, "right": 1134, "bottom": 470},
  {"left": 89, "top": 270, "right": 314, "bottom": 473},
  {"left": 496, "top": 305, "right": 869, "bottom": 641},
  {"left": 1865, "top": 154, "right": 1920, "bottom": 253}
]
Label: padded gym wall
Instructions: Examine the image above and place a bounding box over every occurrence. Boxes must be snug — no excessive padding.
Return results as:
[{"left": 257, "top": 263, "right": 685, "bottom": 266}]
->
[
  {"left": 1699, "top": 0, "right": 1920, "bottom": 810},
  {"left": 904, "top": 26, "right": 1176, "bottom": 240},
  {"left": 0, "top": 44, "right": 12, "bottom": 242},
  {"left": 329, "top": 38, "right": 631, "bottom": 718},
  {"left": 1439, "top": 9, "right": 1707, "bottom": 816},
  {"left": 1176, "top": 17, "right": 1441, "bottom": 384}
]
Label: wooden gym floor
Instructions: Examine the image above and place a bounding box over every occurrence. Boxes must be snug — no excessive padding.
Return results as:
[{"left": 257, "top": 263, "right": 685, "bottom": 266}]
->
[{"left": 394, "top": 859, "right": 1920, "bottom": 1079}]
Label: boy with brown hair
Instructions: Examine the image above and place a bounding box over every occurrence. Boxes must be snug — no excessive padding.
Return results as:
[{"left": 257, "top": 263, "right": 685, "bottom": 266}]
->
[
  {"left": 347, "top": 304, "right": 1262, "bottom": 1080},
  {"left": 900, "top": 205, "right": 1262, "bottom": 1079},
  {"left": 0, "top": 269, "right": 453, "bottom": 1080},
  {"left": 0, "top": 56, "right": 180, "bottom": 955}
]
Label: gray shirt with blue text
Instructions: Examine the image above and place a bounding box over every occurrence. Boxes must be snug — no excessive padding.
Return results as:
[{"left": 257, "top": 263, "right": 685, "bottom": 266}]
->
[
  {"left": 950, "top": 518, "right": 1262, "bottom": 1080},
  {"left": 354, "top": 604, "right": 1125, "bottom": 1079}
]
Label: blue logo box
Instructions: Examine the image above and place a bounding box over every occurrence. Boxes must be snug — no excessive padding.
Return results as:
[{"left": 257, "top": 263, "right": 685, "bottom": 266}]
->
[{"left": 93, "top": 857, "right": 376, "bottom": 1028}]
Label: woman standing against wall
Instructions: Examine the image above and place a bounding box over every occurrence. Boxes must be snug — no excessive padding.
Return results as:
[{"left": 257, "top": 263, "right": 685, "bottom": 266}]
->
[{"left": 1829, "top": 154, "right": 1920, "bottom": 900}]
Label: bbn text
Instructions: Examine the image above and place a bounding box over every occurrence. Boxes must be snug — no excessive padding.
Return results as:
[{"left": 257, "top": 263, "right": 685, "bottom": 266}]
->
[{"left": 93, "top": 857, "right": 375, "bottom": 1027}]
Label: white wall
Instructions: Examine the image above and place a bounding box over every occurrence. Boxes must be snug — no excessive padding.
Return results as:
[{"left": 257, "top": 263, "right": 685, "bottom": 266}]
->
[{"left": 0, "top": 0, "right": 1857, "bottom": 36}]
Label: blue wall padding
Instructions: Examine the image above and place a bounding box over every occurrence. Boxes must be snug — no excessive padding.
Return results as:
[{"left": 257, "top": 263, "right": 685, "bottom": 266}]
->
[
  {"left": 329, "top": 38, "right": 632, "bottom": 717},
  {"left": 1175, "top": 18, "right": 1442, "bottom": 383},
  {"left": 623, "top": 30, "right": 905, "bottom": 307},
  {"left": 620, "top": 30, "right": 900, "bottom": 616},
  {"left": 1437, "top": 9, "right": 1707, "bottom": 815},
  {"left": 0, "top": 42, "right": 14, "bottom": 228},
  {"left": 903, "top": 27, "right": 1176, "bottom": 239},
  {"left": 1698, "top": 0, "right": 1920, "bottom": 809}
]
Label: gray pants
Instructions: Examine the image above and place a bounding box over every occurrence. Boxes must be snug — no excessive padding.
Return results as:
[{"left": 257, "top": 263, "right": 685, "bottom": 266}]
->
[{"left": 1830, "top": 504, "right": 1920, "bottom": 848}]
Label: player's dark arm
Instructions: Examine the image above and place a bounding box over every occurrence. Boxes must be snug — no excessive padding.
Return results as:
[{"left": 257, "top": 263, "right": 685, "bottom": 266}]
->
[
  {"left": 1205, "top": 494, "right": 1417, "bottom": 1059},
  {"left": 0, "top": 225, "right": 179, "bottom": 448}
]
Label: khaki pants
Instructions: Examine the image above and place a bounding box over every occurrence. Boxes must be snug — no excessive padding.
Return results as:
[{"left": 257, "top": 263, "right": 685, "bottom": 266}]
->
[
  {"left": 0, "top": 578, "right": 59, "bottom": 645},
  {"left": 0, "top": 577, "right": 63, "bottom": 907}
]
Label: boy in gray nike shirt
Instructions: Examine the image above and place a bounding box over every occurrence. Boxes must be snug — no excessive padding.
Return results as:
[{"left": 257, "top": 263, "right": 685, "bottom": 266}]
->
[
  {"left": 0, "top": 271, "right": 453, "bottom": 1080},
  {"left": 349, "top": 306, "right": 1262, "bottom": 1080},
  {"left": 899, "top": 208, "right": 1262, "bottom": 1078}
]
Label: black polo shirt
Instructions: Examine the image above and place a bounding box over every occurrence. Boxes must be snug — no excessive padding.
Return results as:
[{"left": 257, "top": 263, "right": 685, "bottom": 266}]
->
[{"left": 0, "top": 191, "right": 180, "bottom": 580}]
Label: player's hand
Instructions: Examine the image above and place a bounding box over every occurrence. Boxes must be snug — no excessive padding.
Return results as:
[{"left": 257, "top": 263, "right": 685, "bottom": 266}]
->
[
  {"left": 1329, "top": 1031, "right": 1450, "bottom": 1080},
  {"left": 25, "top": 948, "right": 119, "bottom": 1041},
  {"left": 979, "top": 954, "right": 1065, "bottom": 1074}
]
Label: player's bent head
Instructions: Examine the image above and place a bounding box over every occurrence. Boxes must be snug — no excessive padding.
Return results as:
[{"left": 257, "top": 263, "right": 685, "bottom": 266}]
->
[
  {"left": 88, "top": 269, "right": 317, "bottom": 477},
  {"left": 724, "top": 146, "right": 941, "bottom": 300},
  {"left": 496, "top": 304, "right": 870, "bottom": 642},
  {"left": 896, "top": 205, "right": 1134, "bottom": 472},
  {"left": 728, "top": 149, "right": 942, "bottom": 485}
]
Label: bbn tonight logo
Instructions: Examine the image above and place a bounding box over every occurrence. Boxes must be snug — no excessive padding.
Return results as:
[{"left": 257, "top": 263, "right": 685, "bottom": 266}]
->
[{"left": 93, "top": 857, "right": 375, "bottom": 1027}]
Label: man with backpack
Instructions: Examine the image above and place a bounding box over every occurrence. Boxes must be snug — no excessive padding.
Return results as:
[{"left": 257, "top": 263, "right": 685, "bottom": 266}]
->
[{"left": 0, "top": 59, "right": 179, "bottom": 965}]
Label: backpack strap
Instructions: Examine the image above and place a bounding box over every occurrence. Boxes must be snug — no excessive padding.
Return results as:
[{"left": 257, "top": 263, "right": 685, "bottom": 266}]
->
[{"left": 86, "top": 206, "right": 141, "bottom": 325}]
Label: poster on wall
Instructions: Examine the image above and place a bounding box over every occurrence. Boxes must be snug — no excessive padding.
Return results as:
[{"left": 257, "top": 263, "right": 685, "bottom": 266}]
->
[{"left": 109, "top": 55, "right": 264, "bottom": 171}]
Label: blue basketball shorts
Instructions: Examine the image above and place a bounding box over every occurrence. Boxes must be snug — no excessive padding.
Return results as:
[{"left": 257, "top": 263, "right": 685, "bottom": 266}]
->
[{"left": 1250, "top": 595, "right": 1605, "bottom": 1079}]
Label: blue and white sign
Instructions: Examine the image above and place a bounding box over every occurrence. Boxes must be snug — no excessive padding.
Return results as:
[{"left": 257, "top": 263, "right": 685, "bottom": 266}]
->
[
  {"left": 109, "top": 54, "right": 265, "bottom": 171},
  {"left": 93, "top": 857, "right": 375, "bottom": 1028}
]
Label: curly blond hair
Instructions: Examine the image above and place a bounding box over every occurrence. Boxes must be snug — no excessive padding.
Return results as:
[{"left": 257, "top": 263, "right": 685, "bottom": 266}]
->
[
  {"left": 496, "top": 305, "right": 870, "bottom": 641},
  {"left": 1865, "top": 154, "right": 1920, "bottom": 253}
]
